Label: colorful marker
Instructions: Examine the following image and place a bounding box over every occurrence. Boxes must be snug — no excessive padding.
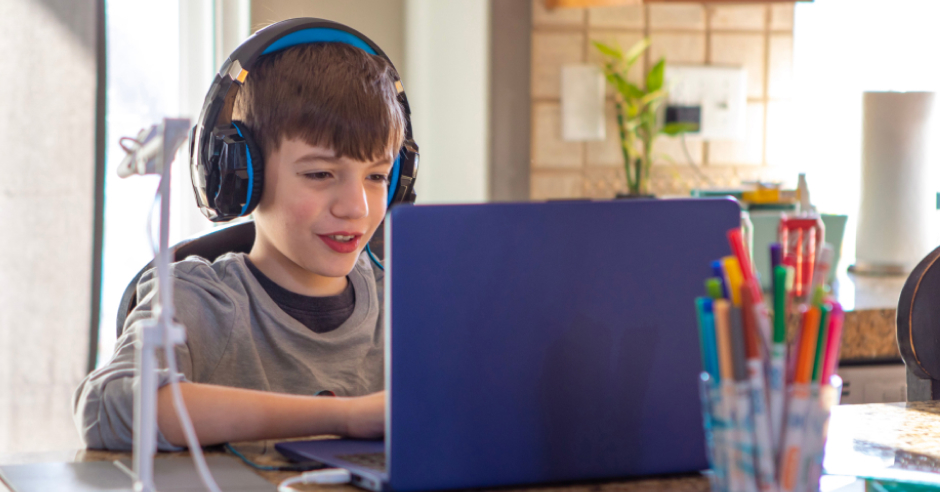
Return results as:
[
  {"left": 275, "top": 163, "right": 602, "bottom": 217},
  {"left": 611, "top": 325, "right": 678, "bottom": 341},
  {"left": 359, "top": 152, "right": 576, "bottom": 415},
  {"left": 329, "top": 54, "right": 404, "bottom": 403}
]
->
[
  {"left": 742, "top": 283, "right": 776, "bottom": 491},
  {"left": 695, "top": 297, "right": 720, "bottom": 382},
  {"left": 723, "top": 257, "right": 745, "bottom": 307},
  {"left": 820, "top": 303, "right": 845, "bottom": 384},
  {"left": 769, "top": 264, "right": 789, "bottom": 449},
  {"left": 707, "top": 277, "right": 726, "bottom": 300},
  {"left": 713, "top": 260, "right": 730, "bottom": 300}
]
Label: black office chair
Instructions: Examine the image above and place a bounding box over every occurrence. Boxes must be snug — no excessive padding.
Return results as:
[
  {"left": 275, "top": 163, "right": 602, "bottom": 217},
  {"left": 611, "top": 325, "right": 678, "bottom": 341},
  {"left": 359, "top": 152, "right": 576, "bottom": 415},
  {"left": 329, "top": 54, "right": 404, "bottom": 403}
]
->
[
  {"left": 897, "top": 245, "right": 940, "bottom": 401},
  {"left": 115, "top": 220, "right": 256, "bottom": 338},
  {"left": 115, "top": 220, "right": 386, "bottom": 339}
]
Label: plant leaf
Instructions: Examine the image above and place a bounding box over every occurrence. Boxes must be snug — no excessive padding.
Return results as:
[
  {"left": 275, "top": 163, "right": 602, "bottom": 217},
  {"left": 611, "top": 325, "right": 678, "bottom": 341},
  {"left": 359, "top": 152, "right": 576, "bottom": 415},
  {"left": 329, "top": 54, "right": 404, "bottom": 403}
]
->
[
  {"left": 623, "top": 81, "right": 644, "bottom": 100},
  {"left": 661, "top": 122, "right": 700, "bottom": 135},
  {"left": 592, "top": 41, "right": 623, "bottom": 61},
  {"left": 624, "top": 38, "right": 651, "bottom": 69},
  {"left": 646, "top": 58, "right": 666, "bottom": 92},
  {"left": 640, "top": 89, "right": 667, "bottom": 107}
]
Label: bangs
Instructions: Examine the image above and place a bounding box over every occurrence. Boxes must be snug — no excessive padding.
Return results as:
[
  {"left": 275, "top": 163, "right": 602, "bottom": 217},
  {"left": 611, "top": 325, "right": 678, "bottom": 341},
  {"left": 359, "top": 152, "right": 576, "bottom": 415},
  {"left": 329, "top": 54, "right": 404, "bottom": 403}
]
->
[{"left": 233, "top": 42, "right": 406, "bottom": 162}]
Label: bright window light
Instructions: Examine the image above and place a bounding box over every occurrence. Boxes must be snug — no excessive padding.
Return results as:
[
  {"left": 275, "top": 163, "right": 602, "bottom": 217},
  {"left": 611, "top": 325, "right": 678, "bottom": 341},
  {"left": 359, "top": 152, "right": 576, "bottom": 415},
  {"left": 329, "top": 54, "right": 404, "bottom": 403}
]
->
[{"left": 787, "top": 0, "right": 940, "bottom": 269}]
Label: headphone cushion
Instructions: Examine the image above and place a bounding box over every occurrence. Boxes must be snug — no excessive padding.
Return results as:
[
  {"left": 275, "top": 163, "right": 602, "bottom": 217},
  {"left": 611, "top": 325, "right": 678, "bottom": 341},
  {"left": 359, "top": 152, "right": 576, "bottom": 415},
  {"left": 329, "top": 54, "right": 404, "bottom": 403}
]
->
[{"left": 232, "top": 121, "right": 265, "bottom": 215}]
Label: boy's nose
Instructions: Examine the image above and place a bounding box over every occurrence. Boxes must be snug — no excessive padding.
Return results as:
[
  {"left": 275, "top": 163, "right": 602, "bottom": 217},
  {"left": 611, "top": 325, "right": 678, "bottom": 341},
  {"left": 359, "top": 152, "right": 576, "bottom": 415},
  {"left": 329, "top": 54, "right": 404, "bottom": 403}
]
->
[{"left": 332, "top": 180, "right": 369, "bottom": 220}]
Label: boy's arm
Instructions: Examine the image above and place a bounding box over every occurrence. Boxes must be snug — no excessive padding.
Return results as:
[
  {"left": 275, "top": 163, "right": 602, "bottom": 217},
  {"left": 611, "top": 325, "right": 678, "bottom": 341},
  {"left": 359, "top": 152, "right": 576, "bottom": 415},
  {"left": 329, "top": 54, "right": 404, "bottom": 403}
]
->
[{"left": 156, "top": 383, "right": 384, "bottom": 447}]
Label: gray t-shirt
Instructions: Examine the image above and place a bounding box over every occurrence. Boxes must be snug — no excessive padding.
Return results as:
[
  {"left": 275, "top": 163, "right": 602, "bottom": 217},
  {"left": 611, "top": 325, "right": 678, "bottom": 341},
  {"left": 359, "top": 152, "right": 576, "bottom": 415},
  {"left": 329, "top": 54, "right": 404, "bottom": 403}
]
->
[{"left": 72, "top": 251, "right": 384, "bottom": 451}]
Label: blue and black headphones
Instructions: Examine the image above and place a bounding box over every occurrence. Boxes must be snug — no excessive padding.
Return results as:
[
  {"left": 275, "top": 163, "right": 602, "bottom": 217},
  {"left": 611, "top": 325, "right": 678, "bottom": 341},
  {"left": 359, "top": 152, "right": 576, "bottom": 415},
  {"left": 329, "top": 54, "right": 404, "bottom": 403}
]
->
[{"left": 189, "top": 17, "right": 419, "bottom": 224}]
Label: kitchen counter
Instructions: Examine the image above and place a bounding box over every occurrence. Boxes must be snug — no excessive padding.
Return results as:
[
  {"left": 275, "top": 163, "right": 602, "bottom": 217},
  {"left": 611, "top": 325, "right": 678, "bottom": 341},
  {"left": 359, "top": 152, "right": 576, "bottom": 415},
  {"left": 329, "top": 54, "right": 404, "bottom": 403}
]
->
[
  {"left": 825, "top": 400, "right": 940, "bottom": 484},
  {"left": 832, "top": 271, "right": 906, "bottom": 364}
]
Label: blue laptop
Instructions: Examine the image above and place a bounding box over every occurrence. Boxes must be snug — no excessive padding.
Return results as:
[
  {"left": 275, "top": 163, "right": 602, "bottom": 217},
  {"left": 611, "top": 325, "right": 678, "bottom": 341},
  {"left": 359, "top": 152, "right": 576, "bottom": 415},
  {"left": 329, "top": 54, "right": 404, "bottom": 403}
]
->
[{"left": 276, "top": 198, "right": 741, "bottom": 492}]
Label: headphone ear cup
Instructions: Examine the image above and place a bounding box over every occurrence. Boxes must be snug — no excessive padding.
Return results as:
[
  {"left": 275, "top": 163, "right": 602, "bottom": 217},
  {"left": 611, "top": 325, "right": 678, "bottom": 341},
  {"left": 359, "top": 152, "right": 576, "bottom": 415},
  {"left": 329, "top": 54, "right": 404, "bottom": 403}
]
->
[{"left": 231, "top": 121, "right": 264, "bottom": 215}]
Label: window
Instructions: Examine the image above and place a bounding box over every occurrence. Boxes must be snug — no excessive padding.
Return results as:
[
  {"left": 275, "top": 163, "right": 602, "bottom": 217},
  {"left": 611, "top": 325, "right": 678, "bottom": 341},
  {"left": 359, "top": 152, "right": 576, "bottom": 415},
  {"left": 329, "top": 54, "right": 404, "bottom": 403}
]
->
[
  {"left": 786, "top": 0, "right": 940, "bottom": 269},
  {"left": 98, "top": 0, "right": 245, "bottom": 364}
]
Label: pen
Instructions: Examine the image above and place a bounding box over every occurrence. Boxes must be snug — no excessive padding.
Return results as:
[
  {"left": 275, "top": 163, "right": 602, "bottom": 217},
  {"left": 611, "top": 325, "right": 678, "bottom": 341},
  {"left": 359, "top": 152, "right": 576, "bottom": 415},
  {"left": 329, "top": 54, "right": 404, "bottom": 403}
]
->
[
  {"left": 713, "top": 260, "right": 730, "bottom": 300},
  {"left": 820, "top": 303, "right": 845, "bottom": 385},
  {"left": 770, "top": 242, "right": 782, "bottom": 272},
  {"left": 795, "top": 306, "right": 821, "bottom": 385},
  {"left": 695, "top": 297, "right": 720, "bottom": 382},
  {"left": 713, "top": 298, "right": 743, "bottom": 492},
  {"left": 773, "top": 266, "right": 788, "bottom": 346},
  {"left": 714, "top": 299, "right": 734, "bottom": 383},
  {"left": 779, "top": 306, "right": 820, "bottom": 492},
  {"left": 741, "top": 283, "right": 776, "bottom": 491},
  {"left": 730, "top": 301, "right": 759, "bottom": 492},
  {"left": 770, "top": 264, "right": 789, "bottom": 450},
  {"left": 728, "top": 229, "right": 756, "bottom": 286},
  {"left": 729, "top": 230, "right": 773, "bottom": 351},
  {"left": 707, "top": 277, "right": 726, "bottom": 300},
  {"left": 723, "top": 257, "right": 745, "bottom": 307},
  {"left": 801, "top": 301, "right": 832, "bottom": 492},
  {"left": 729, "top": 307, "right": 748, "bottom": 383},
  {"left": 811, "top": 303, "right": 833, "bottom": 384}
]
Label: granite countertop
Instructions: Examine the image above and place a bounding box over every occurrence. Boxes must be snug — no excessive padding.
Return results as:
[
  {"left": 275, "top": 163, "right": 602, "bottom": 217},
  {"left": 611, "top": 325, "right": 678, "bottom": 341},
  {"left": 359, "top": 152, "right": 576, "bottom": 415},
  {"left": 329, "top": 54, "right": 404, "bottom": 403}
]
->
[
  {"left": 832, "top": 271, "right": 907, "bottom": 364},
  {"left": 825, "top": 400, "right": 940, "bottom": 484}
]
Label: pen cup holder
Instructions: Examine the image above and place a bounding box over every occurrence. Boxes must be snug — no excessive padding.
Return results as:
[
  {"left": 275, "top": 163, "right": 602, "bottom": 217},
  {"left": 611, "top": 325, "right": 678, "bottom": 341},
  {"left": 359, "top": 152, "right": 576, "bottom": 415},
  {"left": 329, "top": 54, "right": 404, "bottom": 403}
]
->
[{"left": 698, "top": 373, "right": 843, "bottom": 492}]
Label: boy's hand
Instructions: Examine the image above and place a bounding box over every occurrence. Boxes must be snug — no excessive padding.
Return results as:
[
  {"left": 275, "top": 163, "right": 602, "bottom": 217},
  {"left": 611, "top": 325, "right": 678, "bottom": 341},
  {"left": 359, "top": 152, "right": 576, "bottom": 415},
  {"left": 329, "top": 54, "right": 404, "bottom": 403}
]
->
[{"left": 342, "top": 391, "right": 386, "bottom": 439}]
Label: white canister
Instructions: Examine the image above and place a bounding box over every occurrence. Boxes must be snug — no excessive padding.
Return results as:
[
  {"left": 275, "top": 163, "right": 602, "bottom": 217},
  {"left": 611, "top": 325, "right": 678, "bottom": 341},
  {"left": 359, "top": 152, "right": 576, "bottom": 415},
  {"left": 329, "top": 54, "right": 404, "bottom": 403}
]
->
[{"left": 853, "top": 91, "right": 938, "bottom": 275}]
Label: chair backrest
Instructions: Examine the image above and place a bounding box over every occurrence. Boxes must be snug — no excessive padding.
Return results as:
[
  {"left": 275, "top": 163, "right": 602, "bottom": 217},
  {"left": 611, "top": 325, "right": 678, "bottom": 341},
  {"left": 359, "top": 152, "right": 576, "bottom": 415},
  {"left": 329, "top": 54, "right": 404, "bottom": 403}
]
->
[
  {"left": 897, "top": 244, "right": 940, "bottom": 396},
  {"left": 115, "top": 220, "right": 256, "bottom": 338}
]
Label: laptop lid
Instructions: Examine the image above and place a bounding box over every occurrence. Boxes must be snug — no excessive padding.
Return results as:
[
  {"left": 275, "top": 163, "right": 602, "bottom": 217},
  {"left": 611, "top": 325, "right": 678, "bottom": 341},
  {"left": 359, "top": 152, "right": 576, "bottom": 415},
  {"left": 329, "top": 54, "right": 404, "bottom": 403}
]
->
[{"left": 385, "top": 198, "right": 740, "bottom": 492}]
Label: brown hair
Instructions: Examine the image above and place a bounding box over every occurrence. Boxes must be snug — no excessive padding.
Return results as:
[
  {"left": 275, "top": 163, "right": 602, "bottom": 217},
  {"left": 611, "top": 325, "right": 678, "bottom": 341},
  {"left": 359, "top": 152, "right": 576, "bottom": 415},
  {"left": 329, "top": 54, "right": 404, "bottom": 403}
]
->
[{"left": 232, "top": 42, "right": 406, "bottom": 162}]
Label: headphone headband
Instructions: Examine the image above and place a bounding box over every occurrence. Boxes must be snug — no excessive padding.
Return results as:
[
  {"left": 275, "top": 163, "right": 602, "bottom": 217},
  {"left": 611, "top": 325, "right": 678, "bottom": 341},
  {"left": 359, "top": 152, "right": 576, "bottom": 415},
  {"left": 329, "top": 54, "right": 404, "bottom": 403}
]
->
[{"left": 190, "top": 18, "right": 419, "bottom": 222}]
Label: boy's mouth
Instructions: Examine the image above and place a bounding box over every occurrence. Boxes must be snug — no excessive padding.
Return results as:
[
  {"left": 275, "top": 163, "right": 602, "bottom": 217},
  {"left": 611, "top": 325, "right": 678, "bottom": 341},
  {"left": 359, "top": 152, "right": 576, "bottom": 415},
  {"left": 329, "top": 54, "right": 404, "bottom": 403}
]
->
[{"left": 317, "top": 232, "right": 362, "bottom": 254}]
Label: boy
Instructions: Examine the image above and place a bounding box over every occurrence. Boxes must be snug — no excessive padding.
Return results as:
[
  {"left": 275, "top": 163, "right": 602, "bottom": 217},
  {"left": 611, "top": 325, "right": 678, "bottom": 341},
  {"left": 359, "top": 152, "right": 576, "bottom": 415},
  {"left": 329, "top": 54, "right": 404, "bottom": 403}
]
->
[{"left": 73, "top": 40, "right": 400, "bottom": 450}]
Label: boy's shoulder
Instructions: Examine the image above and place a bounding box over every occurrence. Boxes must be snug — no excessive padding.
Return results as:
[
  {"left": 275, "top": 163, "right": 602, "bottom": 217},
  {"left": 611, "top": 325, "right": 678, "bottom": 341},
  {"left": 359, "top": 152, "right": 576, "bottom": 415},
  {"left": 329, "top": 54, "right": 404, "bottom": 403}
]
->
[
  {"left": 132, "top": 254, "right": 258, "bottom": 326},
  {"left": 138, "top": 252, "right": 249, "bottom": 293},
  {"left": 171, "top": 252, "right": 247, "bottom": 285},
  {"left": 145, "top": 251, "right": 382, "bottom": 298}
]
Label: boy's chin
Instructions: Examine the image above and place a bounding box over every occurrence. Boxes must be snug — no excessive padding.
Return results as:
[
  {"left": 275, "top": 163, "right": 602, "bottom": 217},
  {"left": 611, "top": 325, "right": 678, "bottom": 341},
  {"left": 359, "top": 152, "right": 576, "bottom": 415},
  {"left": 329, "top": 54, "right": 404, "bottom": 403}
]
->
[{"left": 306, "top": 253, "right": 361, "bottom": 278}]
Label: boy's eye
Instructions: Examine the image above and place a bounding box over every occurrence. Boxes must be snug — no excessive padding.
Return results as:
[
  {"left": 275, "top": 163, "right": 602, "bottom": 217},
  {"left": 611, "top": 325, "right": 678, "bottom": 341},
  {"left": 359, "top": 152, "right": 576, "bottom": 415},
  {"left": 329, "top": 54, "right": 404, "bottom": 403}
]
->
[
  {"left": 303, "top": 172, "right": 333, "bottom": 181},
  {"left": 369, "top": 174, "right": 390, "bottom": 184}
]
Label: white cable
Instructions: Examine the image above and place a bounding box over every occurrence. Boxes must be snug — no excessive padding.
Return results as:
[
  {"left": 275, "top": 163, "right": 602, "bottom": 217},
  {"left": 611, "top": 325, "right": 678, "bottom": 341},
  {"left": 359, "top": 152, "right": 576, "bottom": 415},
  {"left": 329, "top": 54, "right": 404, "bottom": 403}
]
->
[
  {"left": 278, "top": 469, "right": 352, "bottom": 492},
  {"left": 146, "top": 174, "right": 223, "bottom": 492},
  {"left": 681, "top": 133, "right": 716, "bottom": 188}
]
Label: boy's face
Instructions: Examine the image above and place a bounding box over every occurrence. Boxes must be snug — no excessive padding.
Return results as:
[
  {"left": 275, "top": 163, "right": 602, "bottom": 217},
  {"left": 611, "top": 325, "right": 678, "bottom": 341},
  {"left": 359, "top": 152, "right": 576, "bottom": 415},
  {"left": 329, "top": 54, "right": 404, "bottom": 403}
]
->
[{"left": 253, "top": 137, "right": 393, "bottom": 279}]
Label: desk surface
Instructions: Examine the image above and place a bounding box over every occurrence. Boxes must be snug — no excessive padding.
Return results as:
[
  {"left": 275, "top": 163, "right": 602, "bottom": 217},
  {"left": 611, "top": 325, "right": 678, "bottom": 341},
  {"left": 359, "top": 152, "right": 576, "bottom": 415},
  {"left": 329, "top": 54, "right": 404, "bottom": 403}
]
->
[
  {"left": 6, "top": 400, "right": 940, "bottom": 492},
  {"left": 0, "top": 440, "right": 709, "bottom": 492}
]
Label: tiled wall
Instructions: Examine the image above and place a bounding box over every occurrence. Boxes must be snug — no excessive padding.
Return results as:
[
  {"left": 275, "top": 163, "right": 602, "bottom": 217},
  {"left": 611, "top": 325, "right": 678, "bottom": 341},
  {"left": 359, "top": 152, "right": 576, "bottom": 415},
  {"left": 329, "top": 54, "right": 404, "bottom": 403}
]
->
[{"left": 530, "top": 1, "right": 796, "bottom": 199}]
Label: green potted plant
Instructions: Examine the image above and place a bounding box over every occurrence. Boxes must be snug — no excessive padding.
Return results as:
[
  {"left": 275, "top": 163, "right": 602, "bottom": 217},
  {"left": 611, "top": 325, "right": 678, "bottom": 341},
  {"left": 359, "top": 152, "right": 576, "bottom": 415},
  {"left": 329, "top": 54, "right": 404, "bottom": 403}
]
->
[{"left": 593, "top": 38, "right": 696, "bottom": 197}]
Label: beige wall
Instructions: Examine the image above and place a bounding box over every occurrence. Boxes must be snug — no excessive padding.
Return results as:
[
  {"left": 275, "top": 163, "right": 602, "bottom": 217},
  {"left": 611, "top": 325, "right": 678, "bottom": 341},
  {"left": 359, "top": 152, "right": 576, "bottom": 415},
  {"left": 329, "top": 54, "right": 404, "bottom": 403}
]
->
[
  {"left": 250, "top": 0, "right": 405, "bottom": 77},
  {"left": 529, "top": 1, "right": 796, "bottom": 199}
]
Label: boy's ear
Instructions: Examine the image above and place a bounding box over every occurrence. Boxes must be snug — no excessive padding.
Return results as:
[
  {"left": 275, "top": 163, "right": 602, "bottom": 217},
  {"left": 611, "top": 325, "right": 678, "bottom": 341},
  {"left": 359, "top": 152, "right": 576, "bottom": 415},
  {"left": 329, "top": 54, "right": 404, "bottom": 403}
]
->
[{"left": 230, "top": 121, "right": 265, "bottom": 216}]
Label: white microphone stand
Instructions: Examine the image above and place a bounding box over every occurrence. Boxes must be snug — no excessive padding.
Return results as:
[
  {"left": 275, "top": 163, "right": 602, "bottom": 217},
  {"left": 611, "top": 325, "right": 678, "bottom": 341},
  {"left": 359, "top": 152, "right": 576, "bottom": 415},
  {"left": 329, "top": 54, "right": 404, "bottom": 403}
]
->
[{"left": 117, "top": 118, "right": 219, "bottom": 492}]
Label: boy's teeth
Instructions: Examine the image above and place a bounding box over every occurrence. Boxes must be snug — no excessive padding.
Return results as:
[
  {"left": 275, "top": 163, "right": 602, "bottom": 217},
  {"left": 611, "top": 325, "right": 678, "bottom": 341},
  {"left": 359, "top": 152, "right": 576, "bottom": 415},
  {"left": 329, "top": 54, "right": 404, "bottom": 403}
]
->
[{"left": 329, "top": 235, "right": 354, "bottom": 242}]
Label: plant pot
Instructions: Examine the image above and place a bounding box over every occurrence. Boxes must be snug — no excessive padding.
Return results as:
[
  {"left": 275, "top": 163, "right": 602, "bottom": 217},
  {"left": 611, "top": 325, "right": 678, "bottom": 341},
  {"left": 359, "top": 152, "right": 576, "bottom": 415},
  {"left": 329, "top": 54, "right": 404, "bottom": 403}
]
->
[{"left": 614, "top": 193, "right": 656, "bottom": 200}]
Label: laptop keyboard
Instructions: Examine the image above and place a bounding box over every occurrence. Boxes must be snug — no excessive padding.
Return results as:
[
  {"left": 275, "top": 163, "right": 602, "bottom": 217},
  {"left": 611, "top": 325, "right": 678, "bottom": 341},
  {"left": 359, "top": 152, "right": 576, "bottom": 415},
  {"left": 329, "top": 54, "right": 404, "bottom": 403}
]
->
[{"left": 337, "top": 452, "right": 387, "bottom": 472}]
